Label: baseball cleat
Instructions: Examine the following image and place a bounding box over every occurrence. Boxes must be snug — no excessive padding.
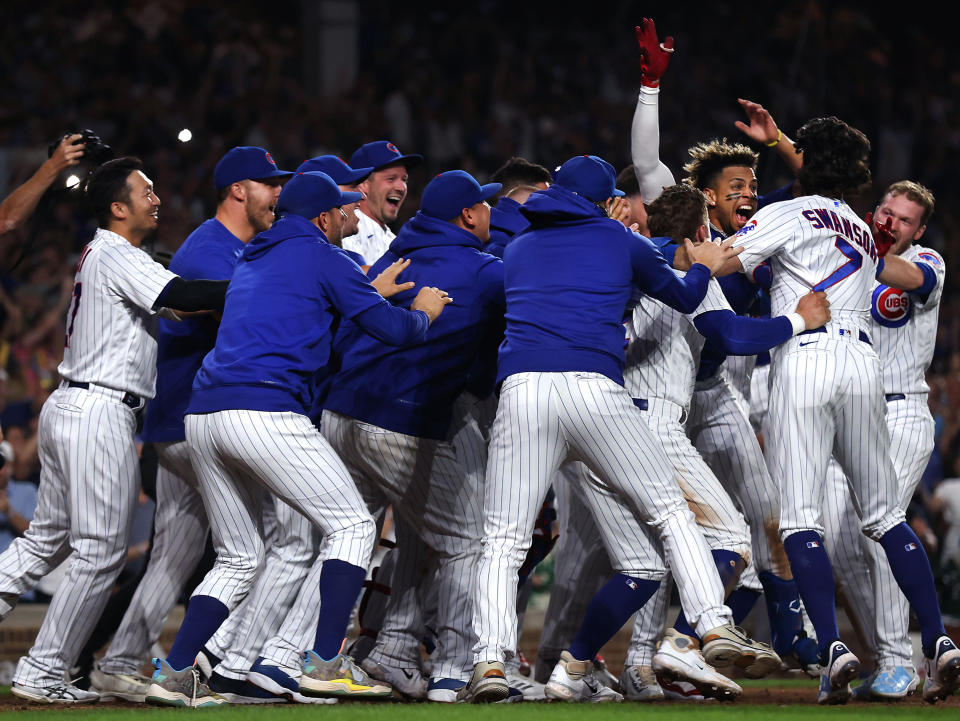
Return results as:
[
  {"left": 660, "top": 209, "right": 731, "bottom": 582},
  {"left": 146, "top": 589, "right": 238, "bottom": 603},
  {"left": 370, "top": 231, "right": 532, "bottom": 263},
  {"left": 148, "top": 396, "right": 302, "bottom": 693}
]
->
[
  {"left": 466, "top": 660, "right": 509, "bottom": 703},
  {"left": 360, "top": 656, "right": 428, "bottom": 699},
  {"left": 657, "top": 676, "right": 713, "bottom": 701},
  {"left": 788, "top": 632, "right": 821, "bottom": 677},
  {"left": 591, "top": 653, "right": 621, "bottom": 690},
  {"left": 145, "top": 658, "right": 227, "bottom": 707},
  {"left": 816, "top": 641, "right": 859, "bottom": 705},
  {"left": 619, "top": 665, "right": 665, "bottom": 701},
  {"left": 208, "top": 671, "right": 285, "bottom": 704},
  {"left": 702, "top": 624, "right": 781, "bottom": 678},
  {"left": 922, "top": 635, "right": 960, "bottom": 703},
  {"left": 497, "top": 686, "right": 525, "bottom": 703},
  {"left": 867, "top": 666, "right": 919, "bottom": 699},
  {"left": 247, "top": 657, "right": 335, "bottom": 704},
  {"left": 427, "top": 677, "right": 466, "bottom": 702},
  {"left": 506, "top": 672, "right": 547, "bottom": 700},
  {"left": 544, "top": 651, "right": 623, "bottom": 703},
  {"left": 195, "top": 647, "right": 221, "bottom": 684},
  {"left": 653, "top": 628, "right": 741, "bottom": 700},
  {"left": 299, "top": 651, "right": 392, "bottom": 699},
  {"left": 90, "top": 669, "right": 152, "bottom": 702},
  {"left": 11, "top": 681, "right": 99, "bottom": 704}
]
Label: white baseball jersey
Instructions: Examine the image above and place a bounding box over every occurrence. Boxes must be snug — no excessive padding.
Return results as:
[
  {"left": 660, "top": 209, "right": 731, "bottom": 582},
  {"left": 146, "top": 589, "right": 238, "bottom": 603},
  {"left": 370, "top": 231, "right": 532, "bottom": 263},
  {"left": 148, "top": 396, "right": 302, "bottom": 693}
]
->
[
  {"left": 58, "top": 228, "right": 177, "bottom": 399},
  {"left": 870, "top": 244, "right": 945, "bottom": 394},
  {"left": 341, "top": 210, "right": 395, "bottom": 265},
  {"left": 625, "top": 276, "right": 731, "bottom": 409},
  {"left": 737, "top": 195, "right": 878, "bottom": 331}
]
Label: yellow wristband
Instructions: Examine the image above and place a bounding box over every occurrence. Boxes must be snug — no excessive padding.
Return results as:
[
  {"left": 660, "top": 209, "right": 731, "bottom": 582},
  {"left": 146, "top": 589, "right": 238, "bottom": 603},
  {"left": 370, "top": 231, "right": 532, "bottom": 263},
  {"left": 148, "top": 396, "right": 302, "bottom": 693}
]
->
[{"left": 765, "top": 129, "right": 782, "bottom": 148}]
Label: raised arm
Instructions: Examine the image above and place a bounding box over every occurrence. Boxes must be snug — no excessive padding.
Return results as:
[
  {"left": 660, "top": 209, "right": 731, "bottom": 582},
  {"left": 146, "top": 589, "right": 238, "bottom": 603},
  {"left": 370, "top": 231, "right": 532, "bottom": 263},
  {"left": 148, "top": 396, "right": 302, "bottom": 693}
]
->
[
  {"left": 631, "top": 18, "right": 676, "bottom": 202},
  {"left": 734, "top": 99, "right": 802, "bottom": 175}
]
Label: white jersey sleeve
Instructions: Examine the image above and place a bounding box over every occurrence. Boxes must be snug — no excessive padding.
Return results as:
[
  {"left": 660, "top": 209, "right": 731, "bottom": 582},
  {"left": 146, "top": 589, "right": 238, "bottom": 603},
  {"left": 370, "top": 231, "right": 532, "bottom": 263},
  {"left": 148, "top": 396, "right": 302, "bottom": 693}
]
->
[
  {"left": 101, "top": 240, "right": 178, "bottom": 312},
  {"left": 686, "top": 276, "right": 732, "bottom": 319},
  {"left": 871, "top": 244, "right": 945, "bottom": 395},
  {"left": 630, "top": 86, "right": 676, "bottom": 202}
]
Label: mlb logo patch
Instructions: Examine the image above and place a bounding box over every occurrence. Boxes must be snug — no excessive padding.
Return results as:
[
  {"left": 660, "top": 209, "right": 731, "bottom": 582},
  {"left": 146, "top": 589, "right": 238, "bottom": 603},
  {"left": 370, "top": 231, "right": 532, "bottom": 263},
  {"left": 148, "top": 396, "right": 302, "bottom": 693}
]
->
[
  {"left": 806, "top": 541, "right": 820, "bottom": 549},
  {"left": 626, "top": 579, "right": 638, "bottom": 590},
  {"left": 905, "top": 542, "right": 917, "bottom": 552}
]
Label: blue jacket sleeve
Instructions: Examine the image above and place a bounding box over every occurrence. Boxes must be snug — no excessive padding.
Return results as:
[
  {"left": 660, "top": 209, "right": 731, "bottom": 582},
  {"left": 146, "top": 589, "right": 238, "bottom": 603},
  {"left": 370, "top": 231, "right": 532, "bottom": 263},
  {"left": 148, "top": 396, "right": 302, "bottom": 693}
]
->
[
  {"left": 693, "top": 310, "right": 793, "bottom": 355},
  {"left": 352, "top": 303, "right": 430, "bottom": 347},
  {"left": 628, "top": 233, "right": 710, "bottom": 314}
]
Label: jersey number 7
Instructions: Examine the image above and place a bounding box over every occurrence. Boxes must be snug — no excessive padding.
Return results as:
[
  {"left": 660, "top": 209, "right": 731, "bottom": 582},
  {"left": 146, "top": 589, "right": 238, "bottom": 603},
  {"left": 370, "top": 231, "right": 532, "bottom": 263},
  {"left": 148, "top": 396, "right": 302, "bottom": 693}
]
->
[{"left": 813, "top": 237, "right": 862, "bottom": 292}]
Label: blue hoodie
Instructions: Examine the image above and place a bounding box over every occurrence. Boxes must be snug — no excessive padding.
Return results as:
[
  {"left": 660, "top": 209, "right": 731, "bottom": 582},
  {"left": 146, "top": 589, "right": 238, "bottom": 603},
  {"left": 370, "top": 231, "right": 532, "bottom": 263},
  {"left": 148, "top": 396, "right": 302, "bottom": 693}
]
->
[
  {"left": 324, "top": 212, "right": 505, "bottom": 439},
  {"left": 187, "top": 214, "right": 429, "bottom": 416},
  {"left": 486, "top": 196, "right": 530, "bottom": 259},
  {"left": 497, "top": 184, "right": 711, "bottom": 386}
]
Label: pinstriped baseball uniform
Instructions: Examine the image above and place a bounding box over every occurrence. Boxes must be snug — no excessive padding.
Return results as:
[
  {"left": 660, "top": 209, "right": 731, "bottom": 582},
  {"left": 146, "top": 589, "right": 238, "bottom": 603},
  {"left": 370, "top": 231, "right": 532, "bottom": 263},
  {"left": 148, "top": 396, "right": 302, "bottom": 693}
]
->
[
  {"left": 341, "top": 211, "right": 393, "bottom": 265},
  {"left": 822, "top": 244, "right": 944, "bottom": 670},
  {"left": 0, "top": 227, "right": 176, "bottom": 687},
  {"left": 736, "top": 196, "right": 905, "bottom": 540}
]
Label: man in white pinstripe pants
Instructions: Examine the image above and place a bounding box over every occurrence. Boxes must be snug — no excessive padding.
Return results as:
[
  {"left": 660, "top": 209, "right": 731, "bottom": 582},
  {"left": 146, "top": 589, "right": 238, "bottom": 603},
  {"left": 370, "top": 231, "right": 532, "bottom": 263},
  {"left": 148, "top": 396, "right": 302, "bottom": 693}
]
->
[
  {"left": 727, "top": 118, "right": 960, "bottom": 704},
  {"left": 0, "top": 157, "right": 229, "bottom": 704},
  {"left": 467, "top": 155, "right": 766, "bottom": 703},
  {"left": 820, "top": 181, "right": 945, "bottom": 700}
]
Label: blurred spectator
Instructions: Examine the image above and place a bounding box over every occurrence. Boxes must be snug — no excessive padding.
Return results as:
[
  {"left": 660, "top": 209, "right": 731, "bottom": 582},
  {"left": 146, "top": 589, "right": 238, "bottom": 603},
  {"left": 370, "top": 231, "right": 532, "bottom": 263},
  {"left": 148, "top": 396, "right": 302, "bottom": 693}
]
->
[{"left": 0, "top": 440, "right": 37, "bottom": 554}]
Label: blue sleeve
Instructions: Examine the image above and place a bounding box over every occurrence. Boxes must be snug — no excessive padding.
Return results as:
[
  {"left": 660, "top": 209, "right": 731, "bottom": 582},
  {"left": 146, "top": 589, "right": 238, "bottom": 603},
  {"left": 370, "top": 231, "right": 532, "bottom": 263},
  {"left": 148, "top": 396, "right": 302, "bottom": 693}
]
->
[
  {"left": 913, "top": 262, "right": 937, "bottom": 300},
  {"left": 758, "top": 183, "right": 795, "bottom": 209},
  {"left": 875, "top": 257, "right": 885, "bottom": 278},
  {"left": 751, "top": 261, "right": 772, "bottom": 290},
  {"left": 323, "top": 250, "right": 393, "bottom": 321},
  {"left": 693, "top": 310, "right": 793, "bottom": 355},
  {"left": 628, "top": 233, "right": 709, "bottom": 314},
  {"left": 172, "top": 240, "right": 238, "bottom": 281},
  {"left": 352, "top": 302, "right": 430, "bottom": 346}
]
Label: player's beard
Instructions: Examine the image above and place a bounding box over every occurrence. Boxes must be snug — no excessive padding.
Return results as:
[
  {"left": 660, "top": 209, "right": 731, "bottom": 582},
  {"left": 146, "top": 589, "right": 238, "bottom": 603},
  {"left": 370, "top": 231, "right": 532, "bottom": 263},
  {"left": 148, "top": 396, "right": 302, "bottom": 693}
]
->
[{"left": 247, "top": 203, "right": 276, "bottom": 234}]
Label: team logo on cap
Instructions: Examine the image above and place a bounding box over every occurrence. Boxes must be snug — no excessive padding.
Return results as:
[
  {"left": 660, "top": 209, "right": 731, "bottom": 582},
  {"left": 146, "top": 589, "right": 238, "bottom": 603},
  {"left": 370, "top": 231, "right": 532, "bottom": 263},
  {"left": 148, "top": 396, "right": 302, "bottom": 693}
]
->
[
  {"left": 918, "top": 251, "right": 942, "bottom": 268},
  {"left": 386, "top": 143, "right": 400, "bottom": 154},
  {"left": 871, "top": 284, "right": 912, "bottom": 328},
  {"left": 265, "top": 151, "right": 276, "bottom": 166}
]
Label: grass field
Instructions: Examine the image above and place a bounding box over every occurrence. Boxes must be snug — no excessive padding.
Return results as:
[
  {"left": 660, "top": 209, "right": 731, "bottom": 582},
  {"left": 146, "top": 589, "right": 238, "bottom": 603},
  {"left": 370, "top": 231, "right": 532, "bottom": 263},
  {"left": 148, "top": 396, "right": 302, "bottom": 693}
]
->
[{"left": 2, "top": 680, "right": 957, "bottom": 720}]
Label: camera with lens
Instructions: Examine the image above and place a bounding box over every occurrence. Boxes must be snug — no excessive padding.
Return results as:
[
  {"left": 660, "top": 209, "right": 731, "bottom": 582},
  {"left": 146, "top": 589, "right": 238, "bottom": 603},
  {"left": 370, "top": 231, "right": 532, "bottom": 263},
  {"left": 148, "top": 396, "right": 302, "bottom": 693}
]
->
[{"left": 48, "top": 128, "right": 113, "bottom": 165}]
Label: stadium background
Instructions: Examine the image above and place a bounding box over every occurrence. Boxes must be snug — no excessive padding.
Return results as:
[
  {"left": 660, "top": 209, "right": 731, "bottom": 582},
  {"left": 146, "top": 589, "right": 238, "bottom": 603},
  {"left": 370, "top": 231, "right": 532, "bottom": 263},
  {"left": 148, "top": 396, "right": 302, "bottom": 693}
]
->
[{"left": 1, "top": 0, "right": 959, "bottom": 664}]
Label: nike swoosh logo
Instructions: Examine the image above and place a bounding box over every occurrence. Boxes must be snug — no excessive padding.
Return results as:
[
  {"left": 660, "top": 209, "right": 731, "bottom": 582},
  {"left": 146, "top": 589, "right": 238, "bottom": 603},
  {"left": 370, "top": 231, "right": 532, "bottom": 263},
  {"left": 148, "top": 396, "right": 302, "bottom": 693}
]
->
[
  {"left": 799, "top": 341, "right": 817, "bottom": 347},
  {"left": 401, "top": 669, "right": 415, "bottom": 680}
]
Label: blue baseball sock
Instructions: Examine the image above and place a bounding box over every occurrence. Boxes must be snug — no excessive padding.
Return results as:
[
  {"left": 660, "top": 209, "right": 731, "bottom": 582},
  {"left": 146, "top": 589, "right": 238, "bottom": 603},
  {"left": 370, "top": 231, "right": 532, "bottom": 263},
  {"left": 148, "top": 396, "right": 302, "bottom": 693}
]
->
[
  {"left": 313, "top": 559, "right": 368, "bottom": 660},
  {"left": 726, "top": 587, "right": 762, "bottom": 626},
  {"left": 782, "top": 531, "right": 839, "bottom": 659},
  {"left": 568, "top": 574, "right": 659, "bottom": 661},
  {"left": 758, "top": 571, "right": 803, "bottom": 656},
  {"left": 878, "top": 523, "right": 946, "bottom": 656},
  {"left": 673, "top": 550, "right": 745, "bottom": 639},
  {"left": 166, "top": 595, "right": 229, "bottom": 670}
]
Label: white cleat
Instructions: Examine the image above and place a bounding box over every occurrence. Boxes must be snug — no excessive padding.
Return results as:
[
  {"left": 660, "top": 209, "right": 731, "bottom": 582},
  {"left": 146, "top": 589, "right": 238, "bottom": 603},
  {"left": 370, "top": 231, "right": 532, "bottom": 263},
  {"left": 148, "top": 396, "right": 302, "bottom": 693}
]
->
[
  {"left": 506, "top": 672, "right": 547, "bottom": 700},
  {"left": 702, "top": 624, "right": 781, "bottom": 678},
  {"left": 817, "top": 640, "right": 859, "bottom": 705},
  {"left": 922, "top": 635, "right": 960, "bottom": 704},
  {"left": 11, "top": 681, "right": 99, "bottom": 704},
  {"left": 90, "top": 669, "right": 152, "bottom": 702},
  {"left": 619, "top": 665, "right": 665, "bottom": 701},
  {"left": 544, "top": 651, "right": 623, "bottom": 703},
  {"left": 653, "top": 628, "right": 741, "bottom": 700},
  {"left": 359, "top": 656, "right": 427, "bottom": 699}
]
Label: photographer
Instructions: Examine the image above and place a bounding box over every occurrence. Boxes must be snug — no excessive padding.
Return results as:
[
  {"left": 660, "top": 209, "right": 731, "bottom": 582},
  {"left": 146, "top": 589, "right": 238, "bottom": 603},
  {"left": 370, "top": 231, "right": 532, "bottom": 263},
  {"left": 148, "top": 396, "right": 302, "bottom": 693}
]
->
[{"left": 0, "top": 134, "right": 86, "bottom": 239}]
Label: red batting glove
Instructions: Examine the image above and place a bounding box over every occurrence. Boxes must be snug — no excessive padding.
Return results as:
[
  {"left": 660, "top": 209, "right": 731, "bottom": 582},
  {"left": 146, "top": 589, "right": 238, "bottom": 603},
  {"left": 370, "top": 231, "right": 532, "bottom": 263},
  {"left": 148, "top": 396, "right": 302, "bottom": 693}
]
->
[
  {"left": 635, "top": 18, "right": 674, "bottom": 88},
  {"left": 865, "top": 211, "right": 895, "bottom": 257}
]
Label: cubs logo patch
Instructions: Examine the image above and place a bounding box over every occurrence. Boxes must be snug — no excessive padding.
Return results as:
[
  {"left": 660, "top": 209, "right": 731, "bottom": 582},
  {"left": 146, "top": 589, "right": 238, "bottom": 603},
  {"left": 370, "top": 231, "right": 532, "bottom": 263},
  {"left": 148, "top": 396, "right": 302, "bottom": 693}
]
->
[
  {"left": 265, "top": 151, "right": 275, "bottom": 166},
  {"left": 871, "top": 284, "right": 912, "bottom": 328},
  {"left": 917, "top": 251, "right": 943, "bottom": 268},
  {"left": 386, "top": 142, "right": 400, "bottom": 154},
  {"left": 736, "top": 219, "right": 758, "bottom": 236}
]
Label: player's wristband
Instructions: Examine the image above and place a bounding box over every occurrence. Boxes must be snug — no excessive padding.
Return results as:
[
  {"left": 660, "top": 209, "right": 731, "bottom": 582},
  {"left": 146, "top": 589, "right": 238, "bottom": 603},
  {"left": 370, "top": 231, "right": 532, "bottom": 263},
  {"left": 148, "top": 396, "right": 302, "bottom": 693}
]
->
[
  {"left": 765, "top": 130, "right": 783, "bottom": 148},
  {"left": 786, "top": 312, "right": 806, "bottom": 336}
]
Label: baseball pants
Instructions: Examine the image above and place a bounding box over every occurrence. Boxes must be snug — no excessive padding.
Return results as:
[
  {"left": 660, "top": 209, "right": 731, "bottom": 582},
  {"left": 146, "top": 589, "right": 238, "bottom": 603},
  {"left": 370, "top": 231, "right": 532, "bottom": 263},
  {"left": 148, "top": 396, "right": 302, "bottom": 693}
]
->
[{"left": 474, "top": 372, "right": 730, "bottom": 665}]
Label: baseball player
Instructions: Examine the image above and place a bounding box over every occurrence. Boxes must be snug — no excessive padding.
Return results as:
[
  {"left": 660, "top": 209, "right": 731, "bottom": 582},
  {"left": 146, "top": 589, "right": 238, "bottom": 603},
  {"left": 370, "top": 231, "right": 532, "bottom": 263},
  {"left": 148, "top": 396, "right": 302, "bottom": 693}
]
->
[
  {"left": 820, "top": 181, "right": 944, "bottom": 699},
  {"left": 467, "top": 154, "right": 766, "bottom": 703},
  {"left": 726, "top": 116, "right": 960, "bottom": 704},
  {"left": 89, "top": 146, "right": 292, "bottom": 703},
  {"left": 144, "top": 171, "right": 450, "bottom": 707},
  {"left": 630, "top": 21, "right": 817, "bottom": 671},
  {"left": 0, "top": 157, "right": 228, "bottom": 704},
  {"left": 342, "top": 141, "right": 422, "bottom": 265}
]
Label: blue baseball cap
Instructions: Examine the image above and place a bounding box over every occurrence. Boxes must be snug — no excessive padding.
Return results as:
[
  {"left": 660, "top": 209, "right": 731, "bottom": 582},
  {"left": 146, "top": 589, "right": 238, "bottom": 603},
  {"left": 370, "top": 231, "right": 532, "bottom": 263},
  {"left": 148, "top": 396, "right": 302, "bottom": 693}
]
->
[
  {"left": 295, "top": 155, "right": 373, "bottom": 185},
  {"left": 277, "top": 172, "right": 363, "bottom": 220},
  {"left": 420, "top": 170, "right": 501, "bottom": 220},
  {"left": 553, "top": 155, "right": 625, "bottom": 203},
  {"left": 214, "top": 146, "right": 293, "bottom": 190},
  {"left": 349, "top": 141, "right": 423, "bottom": 172}
]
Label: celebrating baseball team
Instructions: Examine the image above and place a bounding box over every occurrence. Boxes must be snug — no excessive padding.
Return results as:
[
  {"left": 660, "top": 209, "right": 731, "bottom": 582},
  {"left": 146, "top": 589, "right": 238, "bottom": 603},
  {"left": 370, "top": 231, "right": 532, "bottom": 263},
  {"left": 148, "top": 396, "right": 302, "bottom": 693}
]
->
[{"left": 0, "top": 18, "right": 958, "bottom": 709}]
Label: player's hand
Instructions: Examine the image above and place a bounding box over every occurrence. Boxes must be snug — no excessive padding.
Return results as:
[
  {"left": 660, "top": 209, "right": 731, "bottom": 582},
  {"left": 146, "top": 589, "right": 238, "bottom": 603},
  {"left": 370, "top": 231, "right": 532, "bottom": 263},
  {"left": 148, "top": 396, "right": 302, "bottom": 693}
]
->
[
  {"left": 864, "top": 211, "right": 895, "bottom": 257},
  {"left": 371, "top": 258, "right": 416, "bottom": 298},
  {"left": 47, "top": 133, "right": 85, "bottom": 173},
  {"left": 734, "top": 99, "right": 781, "bottom": 146},
  {"left": 684, "top": 237, "right": 743, "bottom": 276},
  {"left": 794, "top": 290, "right": 831, "bottom": 330},
  {"left": 605, "top": 196, "right": 631, "bottom": 226},
  {"left": 410, "top": 286, "right": 453, "bottom": 324},
  {"left": 635, "top": 18, "right": 674, "bottom": 88}
]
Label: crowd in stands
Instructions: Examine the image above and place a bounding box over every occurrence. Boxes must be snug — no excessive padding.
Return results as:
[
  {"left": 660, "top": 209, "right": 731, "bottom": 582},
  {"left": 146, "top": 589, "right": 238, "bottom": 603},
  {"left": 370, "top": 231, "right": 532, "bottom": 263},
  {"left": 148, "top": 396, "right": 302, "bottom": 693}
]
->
[{"left": 2, "top": 1, "right": 959, "bottom": 615}]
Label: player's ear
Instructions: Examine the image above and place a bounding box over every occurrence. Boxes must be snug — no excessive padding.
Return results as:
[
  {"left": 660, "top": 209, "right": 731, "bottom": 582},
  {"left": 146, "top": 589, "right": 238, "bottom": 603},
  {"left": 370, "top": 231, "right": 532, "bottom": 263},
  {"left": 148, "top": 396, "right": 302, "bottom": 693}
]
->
[
  {"left": 696, "top": 224, "right": 709, "bottom": 243},
  {"left": 314, "top": 211, "right": 330, "bottom": 233},
  {"left": 231, "top": 182, "right": 246, "bottom": 202},
  {"left": 914, "top": 223, "right": 927, "bottom": 241},
  {"left": 703, "top": 187, "right": 717, "bottom": 207},
  {"left": 110, "top": 200, "right": 128, "bottom": 221}
]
